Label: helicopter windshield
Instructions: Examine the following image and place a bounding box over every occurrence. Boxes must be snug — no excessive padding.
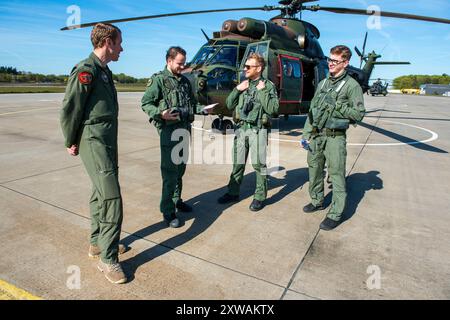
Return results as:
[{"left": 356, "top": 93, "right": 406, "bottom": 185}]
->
[
  {"left": 191, "top": 46, "right": 216, "bottom": 65},
  {"left": 191, "top": 45, "right": 238, "bottom": 67},
  {"left": 207, "top": 46, "right": 237, "bottom": 67}
]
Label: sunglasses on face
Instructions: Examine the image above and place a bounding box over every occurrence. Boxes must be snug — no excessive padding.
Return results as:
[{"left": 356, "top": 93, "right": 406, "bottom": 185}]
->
[
  {"left": 327, "top": 57, "right": 347, "bottom": 66},
  {"left": 244, "top": 64, "right": 260, "bottom": 70}
]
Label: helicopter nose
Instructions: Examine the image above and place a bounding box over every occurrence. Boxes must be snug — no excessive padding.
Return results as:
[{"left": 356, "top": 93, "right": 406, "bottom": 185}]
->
[
  {"left": 182, "top": 72, "right": 197, "bottom": 92},
  {"left": 183, "top": 71, "right": 207, "bottom": 97}
]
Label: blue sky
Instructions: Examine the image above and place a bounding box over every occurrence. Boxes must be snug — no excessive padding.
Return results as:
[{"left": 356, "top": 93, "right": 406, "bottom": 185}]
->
[{"left": 1, "top": 0, "right": 449, "bottom": 81}]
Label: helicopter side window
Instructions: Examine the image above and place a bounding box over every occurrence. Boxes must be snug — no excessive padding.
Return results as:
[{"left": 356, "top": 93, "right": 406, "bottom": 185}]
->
[
  {"left": 282, "top": 60, "right": 301, "bottom": 79},
  {"left": 208, "top": 46, "right": 237, "bottom": 67},
  {"left": 279, "top": 55, "right": 303, "bottom": 103},
  {"left": 283, "top": 61, "right": 293, "bottom": 77}
]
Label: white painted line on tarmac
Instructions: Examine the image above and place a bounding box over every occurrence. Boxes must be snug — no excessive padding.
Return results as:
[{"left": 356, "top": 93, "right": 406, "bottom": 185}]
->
[
  {"left": 349, "top": 120, "right": 438, "bottom": 146},
  {"left": 0, "top": 107, "right": 56, "bottom": 116},
  {"left": 192, "top": 119, "right": 439, "bottom": 147}
]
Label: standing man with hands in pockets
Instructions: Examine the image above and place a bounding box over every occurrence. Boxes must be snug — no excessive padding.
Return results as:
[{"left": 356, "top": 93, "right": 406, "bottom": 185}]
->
[{"left": 302, "top": 45, "right": 365, "bottom": 231}]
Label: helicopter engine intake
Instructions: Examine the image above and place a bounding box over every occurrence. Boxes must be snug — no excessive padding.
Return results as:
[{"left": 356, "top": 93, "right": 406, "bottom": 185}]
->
[{"left": 222, "top": 19, "right": 239, "bottom": 33}]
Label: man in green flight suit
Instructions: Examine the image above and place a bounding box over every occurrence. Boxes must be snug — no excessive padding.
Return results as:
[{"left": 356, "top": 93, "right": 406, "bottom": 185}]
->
[
  {"left": 141, "top": 46, "right": 206, "bottom": 228},
  {"left": 302, "top": 45, "right": 365, "bottom": 231},
  {"left": 217, "top": 53, "right": 279, "bottom": 211},
  {"left": 60, "top": 23, "right": 127, "bottom": 284}
]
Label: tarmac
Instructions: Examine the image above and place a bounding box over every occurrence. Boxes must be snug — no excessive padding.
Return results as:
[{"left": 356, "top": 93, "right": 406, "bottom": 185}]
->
[{"left": 0, "top": 92, "right": 449, "bottom": 300}]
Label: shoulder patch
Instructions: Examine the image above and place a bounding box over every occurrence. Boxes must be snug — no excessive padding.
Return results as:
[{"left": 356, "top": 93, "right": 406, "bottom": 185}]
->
[
  {"left": 78, "top": 71, "right": 93, "bottom": 85},
  {"left": 146, "top": 78, "right": 153, "bottom": 87}
]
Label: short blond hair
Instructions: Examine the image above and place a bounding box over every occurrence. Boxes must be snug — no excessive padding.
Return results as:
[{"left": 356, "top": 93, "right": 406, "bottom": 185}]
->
[
  {"left": 247, "top": 53, "right": 266, "bottom": 71},
  {"left": 330, "top": 45, "right": 352, "bottom": 61},
  {"left": 91, "top": 23, "right": 121, "bottom": 49}
]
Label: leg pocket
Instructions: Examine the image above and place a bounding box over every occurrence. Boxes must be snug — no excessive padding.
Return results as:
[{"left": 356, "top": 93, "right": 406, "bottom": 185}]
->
[
  {"left": 98, "top": 170, "right": 121, "bottom": 200},
  {"left": 87, "top": 140, "right": 120, "bottom": 200}
]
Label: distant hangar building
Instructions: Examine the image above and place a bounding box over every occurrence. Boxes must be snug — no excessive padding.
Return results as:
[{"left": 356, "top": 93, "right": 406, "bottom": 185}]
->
[{"left": 420, "top": 84, "right": 450, "bottom": 95}]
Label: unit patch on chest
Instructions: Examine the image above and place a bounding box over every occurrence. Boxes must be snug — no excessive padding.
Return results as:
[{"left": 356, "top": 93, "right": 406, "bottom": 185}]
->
[{"left": 101, "top": 72, "right": 109, "bottom": 83}]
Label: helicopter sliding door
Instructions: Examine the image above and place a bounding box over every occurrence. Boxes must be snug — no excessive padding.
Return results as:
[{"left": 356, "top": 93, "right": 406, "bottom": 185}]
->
[{"left": 278, "top": 55, "right": 303, "bottom": 105}]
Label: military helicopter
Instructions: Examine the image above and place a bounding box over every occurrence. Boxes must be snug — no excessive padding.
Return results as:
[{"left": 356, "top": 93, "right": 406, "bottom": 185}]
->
[
  {"left": 62, "top": 0, "right": 450, "bottom": 132},
  {"left": 369, "top": 78, "right": 390, "bottom": 96}
]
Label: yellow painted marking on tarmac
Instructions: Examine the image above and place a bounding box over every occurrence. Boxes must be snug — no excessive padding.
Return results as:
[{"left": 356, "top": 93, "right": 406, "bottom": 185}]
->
[
  {"left": 0, "top": 279, "right": 41, "bottom": 300},
  {"left": 0, "top": 107, "right": 56, "bottom": 116}
]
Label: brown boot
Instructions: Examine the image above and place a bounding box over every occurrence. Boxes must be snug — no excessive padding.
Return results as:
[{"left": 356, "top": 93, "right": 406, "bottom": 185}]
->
[
  {"left": 97, "top": 260, "right": 127, "bottom": 284},
  {"left": 89, "top": 244, "right": 128, "bottom": 259}
]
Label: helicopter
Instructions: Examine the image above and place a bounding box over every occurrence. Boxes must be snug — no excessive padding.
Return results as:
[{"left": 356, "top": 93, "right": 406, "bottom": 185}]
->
[
  {"left": 61, "top": 0, "right": 450, "bottom": 132},
  {"left": 368, "top": 78, "right": 390, "bottom": 96}
]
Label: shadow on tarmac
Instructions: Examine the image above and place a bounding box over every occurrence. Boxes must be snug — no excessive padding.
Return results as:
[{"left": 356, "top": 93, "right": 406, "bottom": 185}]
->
[
  {"left": 121, "top": 167, "right": 308, "bottom": 281},
  {"left": 323, "top": 170, "right": 383, "bottom": 224}
]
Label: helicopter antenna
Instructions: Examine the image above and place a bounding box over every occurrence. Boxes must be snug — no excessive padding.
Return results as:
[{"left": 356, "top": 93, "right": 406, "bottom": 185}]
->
[{"left": 201, "top": 29, "right": 210, "bottom": 42}]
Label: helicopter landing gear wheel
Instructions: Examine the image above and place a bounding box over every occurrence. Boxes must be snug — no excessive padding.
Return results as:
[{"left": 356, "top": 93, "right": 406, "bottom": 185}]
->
[
  {"left": 212, "top": 117, "right": 234, "bottom": 134},
  {"left": 222, "top": 119, "right": 234, "bottom": 133},
  {"left": 212, "top": 118, "right": 222, "bottom": 133}
]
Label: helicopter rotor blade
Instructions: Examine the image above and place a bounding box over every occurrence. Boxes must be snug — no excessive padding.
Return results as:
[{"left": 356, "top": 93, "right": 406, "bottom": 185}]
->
[
  {"left": 304, "top": 6, "right": 450, "bottom": 24},
  {"left": 354, "top": 46, "right": 363, "bottom": 68},
  {"left": 362, "top": 32, "right": 367, "bottom": 57},
  {"left": 373, "top": 62, "right": 410, "bottom": 65},
  {"left": 61, "top": 6, "right": 278, "bottom": 30},
  {"left": 360, "top": 31, "right": 368, "bottom": 68}
]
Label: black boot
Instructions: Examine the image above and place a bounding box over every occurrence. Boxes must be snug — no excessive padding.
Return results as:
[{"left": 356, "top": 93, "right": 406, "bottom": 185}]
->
[
  {"left": 176, "top": 200, "right": 192, "bottom": 212},
  {"left": 303, "top": 203, "right": 325, "bottom": 213},
  {"left": 249, "top": 199, "right": 264, "bottom": 212},
  {"left": 319, "top": 217, "right": 341, "bottom": 231}
]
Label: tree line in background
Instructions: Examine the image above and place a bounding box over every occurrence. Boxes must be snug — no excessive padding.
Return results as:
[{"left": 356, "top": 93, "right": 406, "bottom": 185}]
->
[
  {"left": 392, "top": 74, "right": 450, "bottom": 89},
  {"left": 0, "top": 66, "right": 148, "bottom": 84},
  {"left": 2, "top": 66, "right": 449, "bottom": 89}
]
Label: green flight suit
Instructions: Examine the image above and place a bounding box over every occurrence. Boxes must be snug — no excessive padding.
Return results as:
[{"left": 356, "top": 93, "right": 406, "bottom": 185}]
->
[
  {"left": 303, "top": 71, "right": 365, "bottom": 221},
  {"left": 141, "top": 67, "right": 200, "bottom": 220},
  {"left": 226, "top": 78, "right": 279, "bottom": 201},
  {"left": 60, "top": 53, "right": 122, "bottom": 264}
]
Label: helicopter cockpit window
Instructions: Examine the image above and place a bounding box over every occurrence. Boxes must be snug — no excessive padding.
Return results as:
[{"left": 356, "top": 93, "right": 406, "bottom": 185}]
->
[
  {"left": 191, "top": 46, "right": 216, "bottom": 65},
  {"left": 207, "top": 46, "right": 237, "bottom": 67},
  {"left": 239, "top": 41, "right": 270, "bottom": 81},
  {"left": 245, "top": 42, "right": 269, "bottom": 60}
]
